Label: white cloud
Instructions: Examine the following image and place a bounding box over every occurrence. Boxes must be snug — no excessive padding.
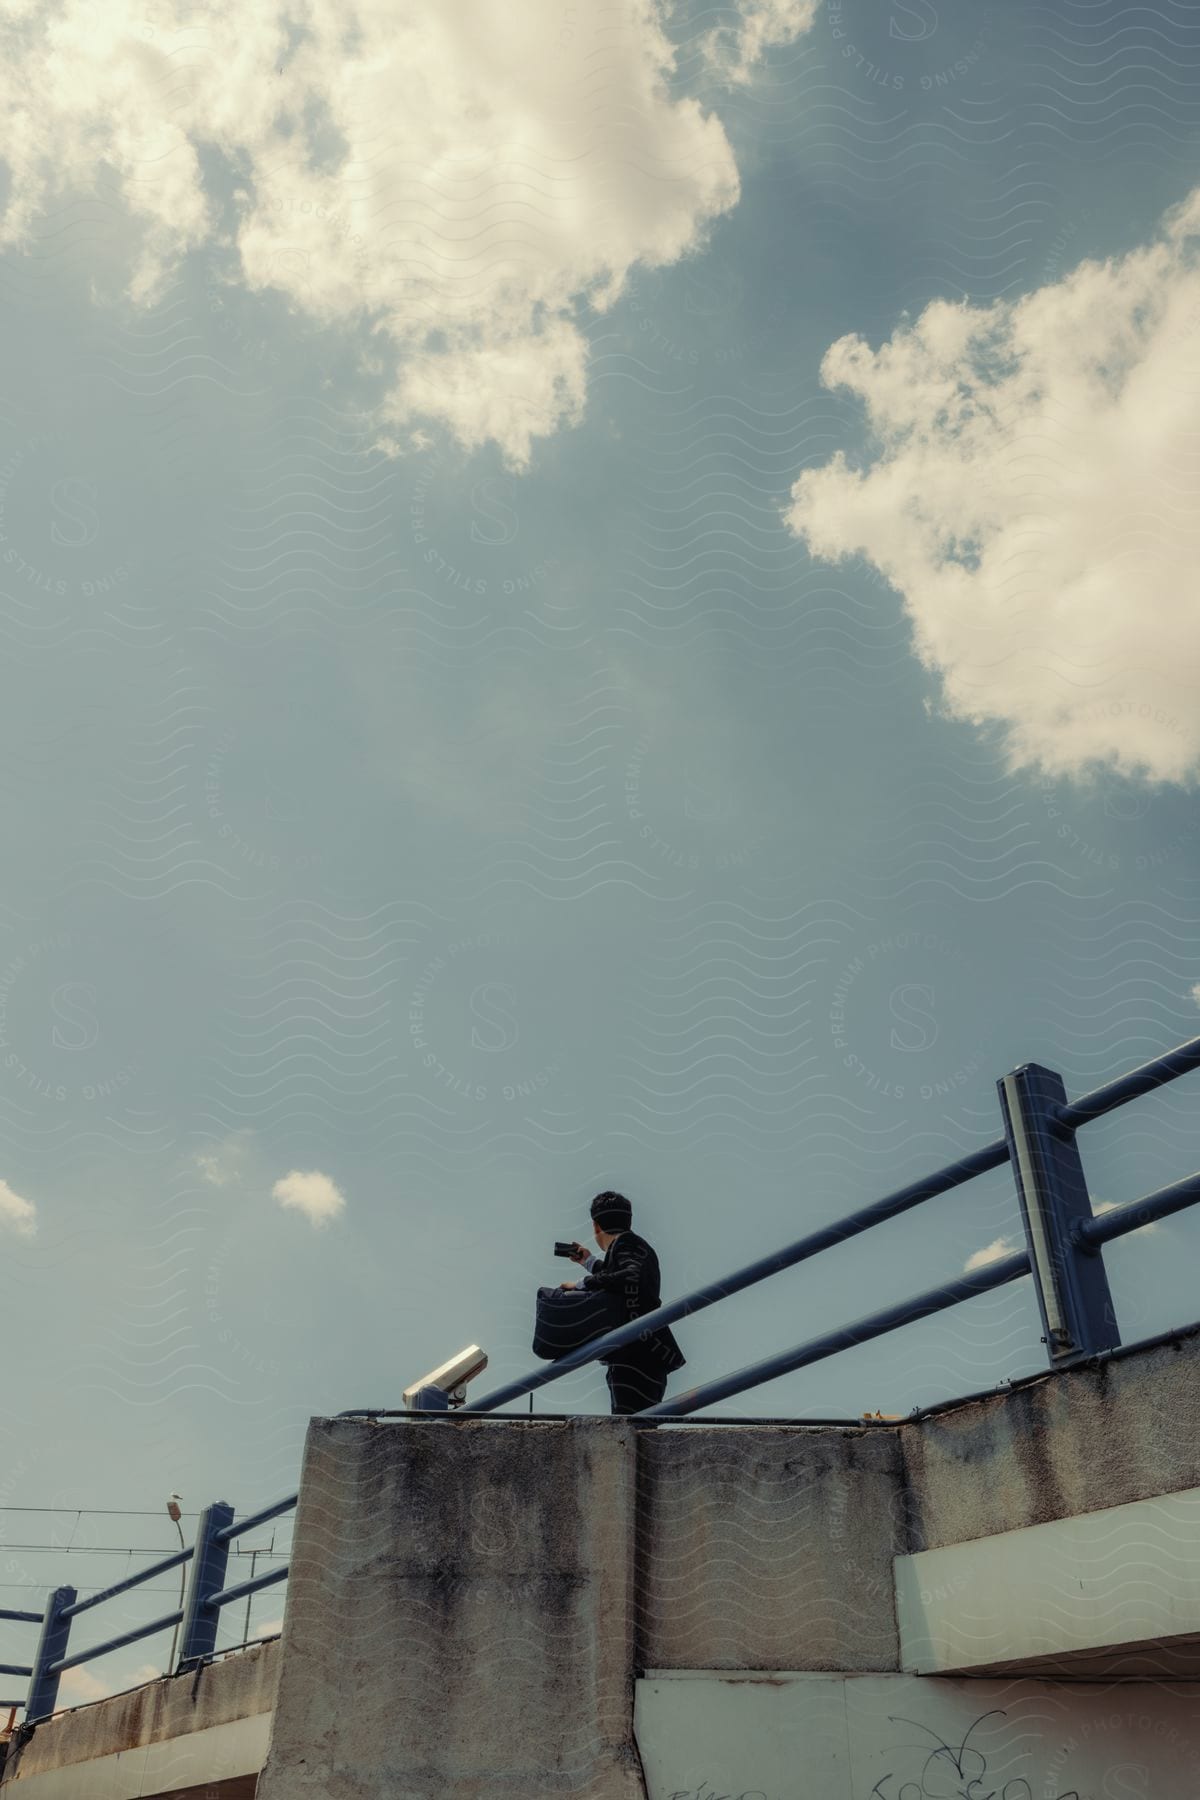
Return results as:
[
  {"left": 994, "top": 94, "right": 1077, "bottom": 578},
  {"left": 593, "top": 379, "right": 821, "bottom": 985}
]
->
[
  {"left": 1191, "top": 982, "right": 1200, "bottom": 1007},
  {"left": 0, "top": 0, "right": 746, "bottom": 467},
  {"left": 57, "top": 1661, "right": 161, "bottom": 1708},
  {"left": 58, "top": 1665, "right": 111, "bottom": 1705},
  {"left": 702, "top": 0, "right": 817, "bottom": 84},
  {"left": 964, "top": 1235, "right": 1018, "bottom": 1273},
  {"left": 786, "top": 187, "right": 1200, "bottom": 786},
  {"left": 195, "top": 1130, "right": 255, "bottom": 1188},
  {"left": 272, "top": 1168, "right": 346, "bottom": 1229},
  {"left": 0, "top": 1178, "right": 37, "bottom": 1239}
]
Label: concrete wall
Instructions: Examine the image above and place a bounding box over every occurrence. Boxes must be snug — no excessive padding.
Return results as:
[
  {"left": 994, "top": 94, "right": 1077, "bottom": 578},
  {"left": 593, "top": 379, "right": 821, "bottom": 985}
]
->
[
  {"left": 896, "top": 1484, "right": 1200, "bottom": 1676},
  {"left": 634, "top": 1424, "right": 903, "bottom": 1672},
  {"left": 900, "top": 1326, "right": 1200, "bottom": 1549},
  {"left": 633, "top": 1671, "right": 1200, "bottom": 1799},
  {"left": 11, "top": 1326, "right": 1200, "bottom": 1799},
  {"left": 0, "top": 1639, "right": 278, "bottom": 1797},
  {"left": 255, "top": 1416, "right": 646, "bottom": 1800},
  {"left": 254, "top": 1328, "right": 1200, "bottom": 1800}
]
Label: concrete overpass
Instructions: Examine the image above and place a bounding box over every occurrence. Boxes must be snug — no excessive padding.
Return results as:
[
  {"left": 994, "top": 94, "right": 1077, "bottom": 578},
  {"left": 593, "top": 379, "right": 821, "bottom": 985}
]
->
[{"left": 5, "top": 1322, "right": 1200, "bottom": 1798}]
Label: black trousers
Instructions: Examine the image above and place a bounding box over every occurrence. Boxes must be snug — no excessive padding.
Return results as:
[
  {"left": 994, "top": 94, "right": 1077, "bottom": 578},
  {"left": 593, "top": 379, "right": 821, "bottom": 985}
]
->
[{"left": 605, "top": 1362, "right": 669, "bottom": 1416}]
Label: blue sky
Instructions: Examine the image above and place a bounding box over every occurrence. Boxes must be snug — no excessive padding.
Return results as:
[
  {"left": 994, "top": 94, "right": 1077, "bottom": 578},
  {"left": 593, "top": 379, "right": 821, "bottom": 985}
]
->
[{"left": 2, "top": 0, "right": 1200, "bottom": 1706}]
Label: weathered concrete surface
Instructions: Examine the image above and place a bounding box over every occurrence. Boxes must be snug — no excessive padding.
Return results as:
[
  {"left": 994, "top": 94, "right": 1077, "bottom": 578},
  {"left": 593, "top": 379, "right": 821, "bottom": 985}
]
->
[
  {"left": 896, "top": 1483, "right": 1200, "bottom": 1675},
  {"left": 633, "top": 1671, "right": 1200, "bottom": 1799},
  {"left": 255, "top": 1416, "right": 645, "bottom": 1800},
  {"left": 14, "top": 1328, "right": 1200, "bottom": 1796},
  {"left": 635, "top": 1427, "right": 904, "bottom": 1672},
  {"left": 0, "top": 1715, "right": 268, "bottom": 1796},
  {"left": 0, "top": 1640, "right": 277, "bottom": 1790},
  {"left": 901, "top": 1324, "right": 1200, "bottom": 1550}
]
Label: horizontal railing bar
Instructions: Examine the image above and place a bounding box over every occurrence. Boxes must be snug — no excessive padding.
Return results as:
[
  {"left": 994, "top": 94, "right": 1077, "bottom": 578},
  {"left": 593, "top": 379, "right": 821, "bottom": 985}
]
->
[
  {"left": 0, "top": 1608, "right": 41, "bottom": 1623},
  {"left": 643, "top": 1249, "right": 1032, "bottom": 1417},
  {"left": 1056, "top": 1033, "right": 1200, "bottom": 1130},
  {"left": 50, "top": 1610, "right": 183, "bottom": 1674},
  {"left": 337, "top": 1408, "right": 899, "bottom": 1425},
  {"left": 60, "top": 1547, "right": 193, "bottom": 1620},
  {"left": 1073, "top": 1170, "right": 1200, "bottom": 1249},
  {"left": 0, "top": 1663, "right": 32, "bottom": 1677},
  {"left": 212, "top": 1496, "right": 297, "bottom": 1546},
  {"left": 466, "top": 1137, "right": 1012, "bottom": 1412},
  {"left": 179, "top": 1628, "right": 284, "bottom": 1670},
  {"left": 202, "top": 1563, "right": 289, "bottom": 1611}
]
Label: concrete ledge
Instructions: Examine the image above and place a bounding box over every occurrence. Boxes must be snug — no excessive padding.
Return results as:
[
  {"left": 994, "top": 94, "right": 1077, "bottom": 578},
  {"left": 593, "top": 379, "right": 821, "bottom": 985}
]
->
[
  {"left": 902, "top": 1327, "right": 1200, "bottom": 1548},
  {"left": 0, "top": 1712, "right": 269, "bottom": 1798},
  {"left": 896, "top": 1482, "right": 1200, "bottom": 1676},
  {"left": 1, "top": 1642, "right": 278, "bottom": 1787}
]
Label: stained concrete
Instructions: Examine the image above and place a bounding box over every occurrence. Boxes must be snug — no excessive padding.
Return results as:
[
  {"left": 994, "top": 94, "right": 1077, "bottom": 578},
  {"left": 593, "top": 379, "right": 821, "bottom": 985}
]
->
[
  {"left": 635, "top": 1425, "right": 903, "bottom": 1672},
  {"left": 900, "top": 1325, "right": 1200, "bottom": 1550},
  {"left": 0, "top": 1714, "right": 269, "bottom": 1797},
  {"left": 254, "top": 1415, "right": 645, "bottom": 1800},
  {"left": 896, "top": 1483, "right": 1200, "bottom": 1675},
  {"left": 0, "top": 1640, "right": 278, "bottom": 1787},
  {"left": 9, "top": 1329, "right": 1200, "bottom": 1799}
]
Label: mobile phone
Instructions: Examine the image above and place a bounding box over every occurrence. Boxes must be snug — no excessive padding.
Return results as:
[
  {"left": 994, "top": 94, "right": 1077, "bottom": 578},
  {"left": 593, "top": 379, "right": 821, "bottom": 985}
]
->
[{"left": 554, "top": 1241, "right": 575, "bottom": 1258}]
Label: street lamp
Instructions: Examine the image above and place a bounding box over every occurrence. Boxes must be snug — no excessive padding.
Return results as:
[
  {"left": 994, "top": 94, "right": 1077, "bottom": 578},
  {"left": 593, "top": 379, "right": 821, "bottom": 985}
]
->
[{"left": 165, "top": 1496, "right": 185, "bottom": 1674}]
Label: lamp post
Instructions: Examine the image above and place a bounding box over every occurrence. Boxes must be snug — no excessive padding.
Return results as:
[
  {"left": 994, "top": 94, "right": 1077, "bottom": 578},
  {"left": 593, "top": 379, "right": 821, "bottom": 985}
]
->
[{"left": 165, "top": 1496, "right": 185, "bottom": 1675}]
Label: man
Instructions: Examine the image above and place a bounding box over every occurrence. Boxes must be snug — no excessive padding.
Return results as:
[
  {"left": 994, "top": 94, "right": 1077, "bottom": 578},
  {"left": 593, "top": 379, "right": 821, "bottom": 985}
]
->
[{"left": 559, "top": 1191, "right": 685, "bottom": 1415}]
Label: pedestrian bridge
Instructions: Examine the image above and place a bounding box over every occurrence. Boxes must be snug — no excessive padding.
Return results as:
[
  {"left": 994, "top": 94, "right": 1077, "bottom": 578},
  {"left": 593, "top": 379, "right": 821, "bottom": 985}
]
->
[
  {"left": 3, "top": 1032, "right": 1200, "bottom": 1795},
  {"left": 4, "top": 1321, "right": 1200, "bottom": 1798}
]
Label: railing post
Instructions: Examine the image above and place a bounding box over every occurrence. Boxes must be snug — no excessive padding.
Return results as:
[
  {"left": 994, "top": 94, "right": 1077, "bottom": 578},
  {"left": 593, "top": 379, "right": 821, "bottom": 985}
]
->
[
  {"left": 25, "top": 1586, "right": 76, "bottom": 1722},
  {"left": 176, "top": 1502, "right": 234, "bottom": 1670},
  {"left": 998, "top": 1063, "right": 1119, "bottom": 1363}
]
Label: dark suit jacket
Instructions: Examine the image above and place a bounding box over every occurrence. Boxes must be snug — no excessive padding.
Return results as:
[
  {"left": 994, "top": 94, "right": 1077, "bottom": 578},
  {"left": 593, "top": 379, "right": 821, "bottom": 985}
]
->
[{"left": 581, "top": 1230, "right": 686, "bottom": 1374}]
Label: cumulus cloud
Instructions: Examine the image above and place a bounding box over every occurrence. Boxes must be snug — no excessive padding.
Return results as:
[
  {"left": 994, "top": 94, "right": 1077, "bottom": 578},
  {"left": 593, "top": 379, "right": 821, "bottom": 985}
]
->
[
  {"left": 272, "top": 1167, "right": 346, "bottom": 1228},
  {"left": 0, "top": 1178, "right": 37, "bottom": 1238},
  {"left": 701, "top": 0, "right": 817, "bottom": 83},
  {"left": 0, "top": 0, "right": 745, "bottom": 467},
  {"left": 786, "top": 186, "right": 1200, "bottom": 786},
  {"left": 964, "top": 1235, "right": 1018, "bottom": 1272}
]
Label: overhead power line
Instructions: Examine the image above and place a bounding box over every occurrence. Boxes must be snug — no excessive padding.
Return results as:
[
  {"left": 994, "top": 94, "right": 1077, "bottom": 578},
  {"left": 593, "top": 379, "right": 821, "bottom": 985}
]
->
[
  {"left": 0, "top": 1544, "right": 287, "bottom": 1557},
  {"left": 0, "top": 1506, "right": 285, "bottom": 1518}
]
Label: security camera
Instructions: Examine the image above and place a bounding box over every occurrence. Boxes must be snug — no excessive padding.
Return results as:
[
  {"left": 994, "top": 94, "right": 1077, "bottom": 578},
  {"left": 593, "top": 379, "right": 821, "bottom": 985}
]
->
[{"left": 403, "top": 1344, "right": 489, "bottom": 1411}]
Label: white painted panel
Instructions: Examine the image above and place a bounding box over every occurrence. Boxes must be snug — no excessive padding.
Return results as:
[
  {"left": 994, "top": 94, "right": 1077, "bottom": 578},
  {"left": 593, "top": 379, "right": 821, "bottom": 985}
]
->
[
  {"left": 895, "top": 1484, "right": 1200, "bottom": 1672},
  {"left": 635, "top": 1673, "right": 1200, "bottom": 1800},
  {"left": 636, "top": 1673, "right": 851, "bottom": 1800},
  {"left": 3, "top": 1709, "right": 271, "bottom": 1799}
]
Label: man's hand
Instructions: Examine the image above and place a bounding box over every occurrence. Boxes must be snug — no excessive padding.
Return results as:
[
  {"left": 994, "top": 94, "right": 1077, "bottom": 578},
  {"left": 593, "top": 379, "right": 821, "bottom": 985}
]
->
[
  {"left": 567, "top": 1240, "right": 590, "bottom": 1265},
  {"left": 559, "top": 1280, "right": 578, "bottom": 1291}
]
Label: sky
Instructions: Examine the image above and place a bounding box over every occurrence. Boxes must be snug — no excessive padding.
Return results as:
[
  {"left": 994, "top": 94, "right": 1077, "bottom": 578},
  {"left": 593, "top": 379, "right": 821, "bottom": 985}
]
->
[{"left": 2, "top": 0, "right": 1200, "bottom": 1709}]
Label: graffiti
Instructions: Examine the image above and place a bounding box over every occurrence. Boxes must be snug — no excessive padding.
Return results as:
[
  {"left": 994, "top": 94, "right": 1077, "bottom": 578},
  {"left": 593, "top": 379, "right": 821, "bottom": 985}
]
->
[{"left": 870, "top": 1711, "right": 1080, "bottom": 1800}]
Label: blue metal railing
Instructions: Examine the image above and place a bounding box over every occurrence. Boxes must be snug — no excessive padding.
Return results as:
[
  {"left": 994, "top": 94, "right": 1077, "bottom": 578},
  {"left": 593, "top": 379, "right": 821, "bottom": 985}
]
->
[
  {"left": 463, "top": 1031, "right": 1200, "bottom": 1416},
  {"left": 1, "top": 1500, "right": 296, "bottom": 1725},
  {"left": 5, "top": 1032, "right": 1200, "bottom": 1726}
]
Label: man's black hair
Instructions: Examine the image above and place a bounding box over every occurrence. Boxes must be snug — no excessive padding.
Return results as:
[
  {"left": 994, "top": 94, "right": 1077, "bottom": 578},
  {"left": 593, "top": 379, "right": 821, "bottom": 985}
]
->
[{"left": 590, "top": 1190, "right": 633, "bottom": 1232}]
